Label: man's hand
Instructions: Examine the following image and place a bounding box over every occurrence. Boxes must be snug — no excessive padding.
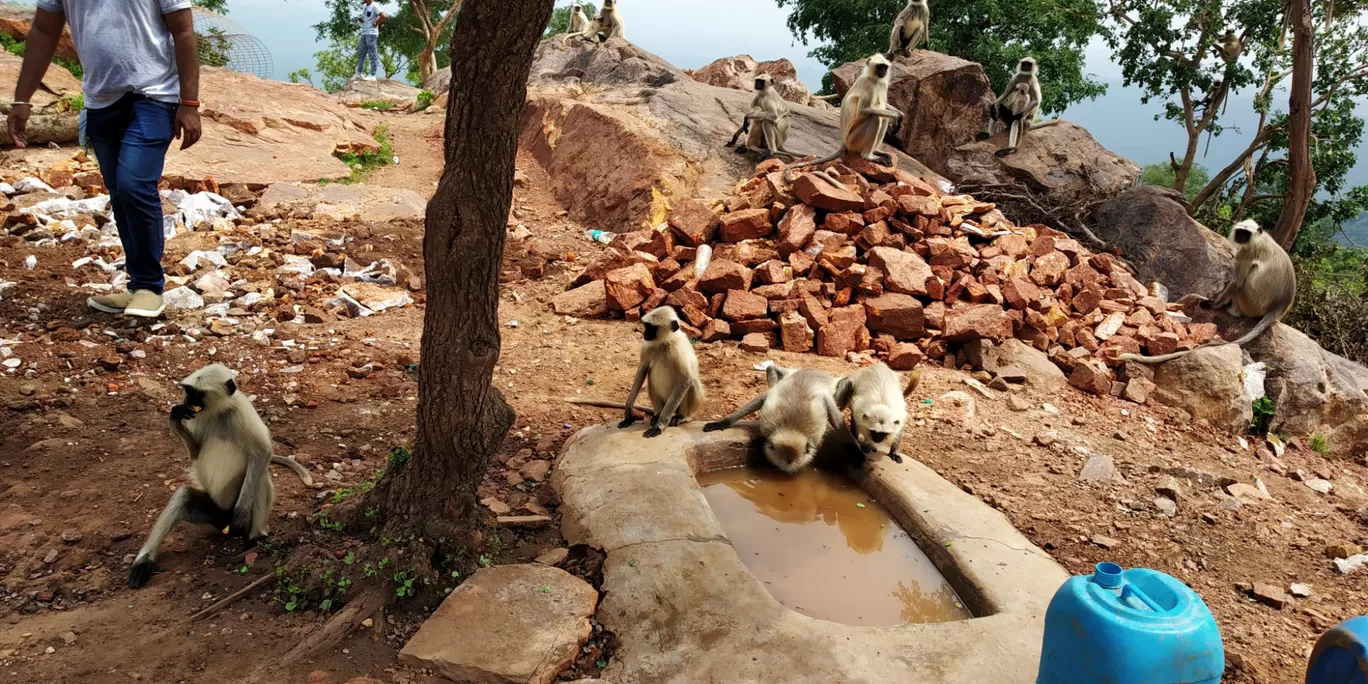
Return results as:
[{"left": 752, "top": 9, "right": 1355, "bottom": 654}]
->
[
  {"left": 175, "top": 105, "right": 201, "bottom": 150},
  {"left": 7, "top": 104, "right": 30, "bottom": 148}
]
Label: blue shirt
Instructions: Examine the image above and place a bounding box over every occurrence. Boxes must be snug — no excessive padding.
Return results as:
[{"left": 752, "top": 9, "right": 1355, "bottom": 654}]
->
[{"left": 359, "top": 4, "right": 380, "bottom": 36}]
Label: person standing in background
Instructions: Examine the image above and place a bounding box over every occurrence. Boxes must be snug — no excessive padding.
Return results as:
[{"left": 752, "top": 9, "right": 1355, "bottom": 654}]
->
[
  {"left": 356, "top": 0, "right": 386, "bottom": 81},
  {"left": 7, "top": 0, "right": 202, "bottom": 319}
]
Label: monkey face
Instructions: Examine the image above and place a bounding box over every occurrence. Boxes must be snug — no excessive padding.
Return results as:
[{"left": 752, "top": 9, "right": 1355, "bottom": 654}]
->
[
  {"left": 765, "top": 431, "right": 814, "bottom": 473},
  {"left": 855, "top": 407, "right": 903, "bottom": 455},
  {"left": 1233, "top": 227, "right": 1253, "bottom": 244},
  {"left": 1019, "top": 59, "right": 1035, "bottom": 74},
  {"left": 180, "top": 383, "right": 207, "bottom": 410},
  {"left": 754, "top": 77, "right": 768, "bottom": 91},
  {"left": 874, "top": 63, "right": 890, "bottom": 79}
]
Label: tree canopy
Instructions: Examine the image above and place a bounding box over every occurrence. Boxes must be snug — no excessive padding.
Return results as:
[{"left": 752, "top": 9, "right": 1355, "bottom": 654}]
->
[
  {"left": 545, "top": 1, "right": 597, "bottom": 36},
  {"left": 774, "top": 0, "right": 1107, "bottom": 113},
  {"left": 314, "top": 0, "right": 460, "bottom": 84}
]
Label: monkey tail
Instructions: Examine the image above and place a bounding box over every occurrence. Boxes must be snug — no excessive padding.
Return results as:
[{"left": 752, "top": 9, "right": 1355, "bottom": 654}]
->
[
  {"left": 564, "top": 397, "right": 656, "bottom": 415},
  {"left": 902, "top": 368, "right": 922, "bottom": 397},
  {"left": 784, "top": 148, "right": 845, "bottom": 183},
  {"left": 270, "top": 455, "right": 317, "bottom": 488},
  {"left": 1118, "top": 308, "right": 1284, "bottom": 365}
]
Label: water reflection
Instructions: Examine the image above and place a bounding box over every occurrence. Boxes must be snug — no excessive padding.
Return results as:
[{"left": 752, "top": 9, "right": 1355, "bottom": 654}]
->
[{"left": 698, "top": 467, "right": 971, "bottom": 626}]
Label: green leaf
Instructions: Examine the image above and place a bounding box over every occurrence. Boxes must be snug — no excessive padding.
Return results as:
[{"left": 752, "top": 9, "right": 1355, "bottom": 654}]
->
[{"left": 628, "top": 560, "right": 638, "bottom": 568}]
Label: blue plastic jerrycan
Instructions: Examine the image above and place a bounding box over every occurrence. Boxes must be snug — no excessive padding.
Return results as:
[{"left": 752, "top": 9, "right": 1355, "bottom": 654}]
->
[
  {"left": 1037, "top": 562, "right": 1224, "bottom": 683},
  {"left": 1306, "top": 616, "right": 1368, "bottom": 684}
]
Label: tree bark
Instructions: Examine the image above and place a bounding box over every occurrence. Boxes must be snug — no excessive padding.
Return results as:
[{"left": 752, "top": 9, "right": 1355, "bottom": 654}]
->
[
  {"left": 368, "top": 0, "right": 552, "bottom": 545},
  {"left": 1272, "top": 0, "right": 1317, "bottom": 250}
]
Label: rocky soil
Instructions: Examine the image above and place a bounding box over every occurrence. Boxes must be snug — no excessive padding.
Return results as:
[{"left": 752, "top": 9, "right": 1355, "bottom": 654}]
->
[{"left": 0, "top": 47, "right": 1365, "bottom": 684}]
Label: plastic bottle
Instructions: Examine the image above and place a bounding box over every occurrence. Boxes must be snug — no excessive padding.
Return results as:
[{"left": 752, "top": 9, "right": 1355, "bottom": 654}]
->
[
  {"left": 583, "top": 229, "right": 613, "bottom": 244},
  {"left": 1037, "top": 562, "right": 1224, "bottom": 684},
  {"left": 694, "top": 244, "right": 713, "bottom": 278}
]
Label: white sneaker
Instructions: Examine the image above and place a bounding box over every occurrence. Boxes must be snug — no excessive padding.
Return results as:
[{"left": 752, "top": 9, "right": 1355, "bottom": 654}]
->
[{"left": 364, "top": 75, "right": 378, "bottom": 81}]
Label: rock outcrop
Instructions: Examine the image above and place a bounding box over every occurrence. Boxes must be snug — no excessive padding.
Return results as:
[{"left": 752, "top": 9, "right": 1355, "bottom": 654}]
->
[
  {"left": 946, "top": 120, "right": 1141, "bottom": 205},
  {"left": 686, "top": 54, "right": 823, "bottom": 108},
  {"left": 520, "top": 38, "right": 942, "bottom": 234},
  {"left": 333, "top": 77, "right": 422, "bottom": 109},
  {"left": 0, "top": 3, "right": 78, "bottom": 62},
  {"left": 833, "top": 51, "right": 994, "bottom": 178},
  {"left": 1091, "top": 186, "right": 1234, "bottom": 299},
  {"left": 252, "top": 182, "right": 427, "bottom": 222},
  {"left": 423, "top": 66, "right": 451, "bottom": 95},
  {"left": 164, "top": 68, "right": 379, "bottom": 184},
  {"left": 0, "top": 51, "right": 80, "bottom": 108},
  {"left": 1246, "top": 325, "right": 1368, "bottom": 455},
  {"left": 1153, "top": 344, "right": 1252, "bottom": 431}
]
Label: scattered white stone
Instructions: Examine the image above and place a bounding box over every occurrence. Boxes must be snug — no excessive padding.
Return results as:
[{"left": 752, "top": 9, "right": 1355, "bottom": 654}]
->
[
  {"left": 1042, "top": 403, "right": 1061, "bottom": 416},
  {"left": 279, "top": 255, "right": 316, "bottom": 276},
  {"left": 14, "top": 177, "right": 55, "bottom": 194},
  {"left": 2, "top": 358, "right": 20, "bottom": 369},
  {"left": 0, "top": 182, "right": 14, "bottom": 195},
  {"left": 193, "top": 271, "right": 232, "bottom": 297},
  {"left": 1334, "top": 554, "right": 1367, "bottom": 575},
  {"left": 162, "top": 286, "right": 204, "bottom": 310},
  {"left": 1289, "top": 583, "right": 1312, "bottom": 597},
  {"left": 130, "top": 350, "right": 146, "bottom": 360},
  {"left": 340, "top": 282, "right": 412, "bottom": 314},
  {"left": 506, "top": 320, "right": 519, "bottom": 328},
  {"left": 23, "top": 255, "right": 36, "bottom": 270},
  {"left": 167, "top": 191, "right": 240, "bottom": 228},
  {"left": 1303, "top": 478, "right": 1334, "bottom": 495},
  {"left": 179, "top": 250, "right": 228, "bottom": 272},
  {"left": 1094, "top": 312, "right": 1126, "bottom": 341}
]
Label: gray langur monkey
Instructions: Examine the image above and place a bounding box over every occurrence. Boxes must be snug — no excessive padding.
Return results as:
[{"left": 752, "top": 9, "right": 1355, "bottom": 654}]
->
[
  {"left": 128, "top": 364, "right": 313, "bottom": 589},
  {"left": 977, "top": 57, "right": 1041, "bottom": 157},
  {"left": 785, "top": 54, "right": 904, "bottom": 184},
  {"left": 1213, "top": 30, "right": 1243, "bottom": 63},
  {"left": 835, "top": 365, "right": 920, "bottom": 464},
  {"left": 568, "top": 3, "right": 590, "bottom": 35},
  {"left": 579, "top": 0, "right": 624, "bottom": 44},
  {"left": 618, "top": 306, "right": 704, "bottom": 438},
  {"left": 887, "top": 0, "right": 930, "bottom": 59},
  {"left": 703, "top": 366, "right": 862, "bottom": 473},
  {"left": 1120, "top": 220, "right": 1295, "bottom": 365},
  {"left": 726, "top": 74, "right": 805, "bottom": 161}
]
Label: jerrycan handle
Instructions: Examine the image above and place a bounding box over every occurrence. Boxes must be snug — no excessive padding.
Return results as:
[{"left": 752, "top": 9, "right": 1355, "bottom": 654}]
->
[{"left": 1121, "top": 584, "right": 1162, "bottom": 612}]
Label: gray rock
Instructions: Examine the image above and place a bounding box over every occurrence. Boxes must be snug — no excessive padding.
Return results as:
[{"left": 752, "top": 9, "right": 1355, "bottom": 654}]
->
[
  {"left": 1079, "top": 454, "right": 1118, "bottom": 485},
  {"left": 1334, "top": 554, "right": 1367, "bottom": 575},
  {"left": 1153, "top": 344, "right": 1252, "bottom": 432},
  {"left": 1091, "top": 186, "right": 1234, "bottom": 299},
  {"left": 963, "top": 339, "right": 1067, "bottom": 391},
  {"left": 162, "top": 286, "right": 204, "bottom": 310},
  {"left": 1153, "top": 497, "right": 1178, "bottom": 517},
  {"left": 1303, "top": 478, "right": 1334, "bottom": 495},
  {"left": 1244, "top": 324, "right": 1368, "bottom": 456}
]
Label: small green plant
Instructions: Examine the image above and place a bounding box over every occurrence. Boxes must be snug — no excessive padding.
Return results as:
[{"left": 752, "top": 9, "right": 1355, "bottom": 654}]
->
[
  {"left": 287, "top": 67, "right": 313, "bottom": 85},
  {"left": 359, "top": 100, "right": 396, "bottom": 111},
  {"left": 364, "top": 506, "right": 379, "bottom": 520},
  {"left": 1310, "top": 434, "right": 1331, "bottom": 457},
  {"left": 274, "top": 566, "right": 307, "bottom": 612},
  {"left": 1250, "top": 397, "right": 1276, "bottom": 435},
  {"left": 332, "top": 125, "right": 394, "bottom": 183},
  {"left": 318, "top": 516, "right": 344, "bottom": 532},
  {"left": 388, "top": 443, "right": 412, "bottom": 470},
  {"left": 362, "top": 562, "right": 378, "bottom": 578},
  {"left": 415, "top": 89, "right": 435, "bottom": 111},
  {"left": 0, "top": 32, "right": 81, "bottom": 79},
  {"left": 393, "top": 570, "right": 416, "bottom": 598},
  {"left": 343, "top": 551, "right": 356, "bottom": 566},
  {"left": 478, "top": 554, "right": 492, "bottom": 567}
]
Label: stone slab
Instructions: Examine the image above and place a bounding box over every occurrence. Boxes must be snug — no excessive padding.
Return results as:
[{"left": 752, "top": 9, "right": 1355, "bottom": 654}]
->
[{"left": 552, "top": 423, "right": 1069, "bottom": 683}]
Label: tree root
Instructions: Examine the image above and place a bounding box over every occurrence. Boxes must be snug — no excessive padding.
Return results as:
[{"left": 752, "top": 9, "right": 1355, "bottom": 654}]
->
[
  {"left": 186, "top": 573, "right": 276, "bottom": 622},
  {"left": 247, "top": 585, "right": 391, "bottom": 680}
]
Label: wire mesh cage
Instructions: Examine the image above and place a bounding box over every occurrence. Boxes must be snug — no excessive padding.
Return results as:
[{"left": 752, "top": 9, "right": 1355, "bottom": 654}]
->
[{"left": 191, "top": 6, "right": 273, "bottom": 80}]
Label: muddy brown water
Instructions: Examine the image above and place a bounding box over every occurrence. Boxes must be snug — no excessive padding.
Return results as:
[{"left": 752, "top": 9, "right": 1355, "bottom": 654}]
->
[{"left": 698, "top": 466, "right": 971, "bottom": 626}]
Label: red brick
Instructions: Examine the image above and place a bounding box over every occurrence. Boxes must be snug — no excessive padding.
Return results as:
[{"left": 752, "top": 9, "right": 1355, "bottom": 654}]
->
[
  {"left": 897, "top": 194, "right": 939, "bottom": 218},
  {"left": 755, "top": 260, "right": 790, "bottom": 285},
  {"left": 1147, "top": 332, "right": 1181, "bottom": 356},
  {"left": 641, "top": 288, "right": 669, "bottom": 312},
  {"left": 776, "top": 204, "right": 816, "bottom": 258},
  {"left": 788, "top": 250, "right": 815, "bottom": 275},
  {"left": 1069, "top": 361, "right": 1113, "bottom": 396},
  {"left": 824, "top": 211, "right": 865, "bottom": 235},
  {"left": 887, "top": 343, "right": 924, "bottom": 370},
  {"left": 752, "top": 283, "right": 794, "bottom": 299},
  {"left": 1001, "top": 277, "right": 1041, "bottom": 310},
  {"left": 863, "top": 294, "right": 925, "bottom": 339},
  {"left": 944, "top": 305, "right": 1013, "bottom": 342},
  {"left": 1030, "top": 252, "right": 1069, "bottom": 286},
  {"left": 667, "top": 198, "right": 718, "bottom": 246},
  {"left": 1123, "top": 377, "right": 1156, "bottom": 404},
  {"left": 798, "top": 294, "right": 829, "bottom": 331},
  {"left": 720, "top": 289, "right": 769, "bottom": 322},
  {"left": 698, "top": 259, "right": 752, "bottom": 295},
  {"left": 679, "top": 304, "right": 710, "bottom": 328},
  {"left": 732, "top": 318, "right": 779, "bottom": 335},
  {"left": 1072, "top": 288, "right": 1102, "bottom": 315},
  {"left": 778, "top": 311, "right": 814, "bottom": 352},
  {"left": 603, "top": 263, "right": 655, "bottom": 311},
  {"left": 926, "top": 237, "right": 977, "bottom": 269},
  {"left": 995, "top": 234, "right": 1031, "bottom": 258},
  {"left": 700, "top": 318, "right": 731, "bottom": 342},
  {"left": 665, "top": 284, "right": 708, "bottom": 311},
  {"left": 719, "top": 207, "right": 773, "bottom": 242},
  {"left": 819, "top": 243, "right": 858, "bottom": 271},
  {"left": 816, "top": 305, "right": 866, "bottom": 357},
  {"left": 792, "top": 173, "right": 865, "bottom": 212},
  {"left": 739, "top": 333, "right": 770, "bottom": 353}
]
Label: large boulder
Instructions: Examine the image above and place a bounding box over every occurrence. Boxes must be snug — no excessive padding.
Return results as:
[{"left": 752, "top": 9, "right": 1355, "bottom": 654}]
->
[
  {"left": 520, "top": 39, "right": 944, "bottom": 234},
  {"left": 162, "top": 67, "right": 379, "bottom": 183},
  {"left": 1245, "top": 324, "right": 1368, "bottom": 456},
  {"left": 832, "top": 51, "right": 993, "bottom": 178},
  {"left": 0, "top": 3, "right": 78, "bottom": 61},
  {"left": 0, "top": 51, "right": 81, "bottom": 107},
  {"left": 945, "top": 120, "right": 1140, "bottom": 205},
  {"left": 963, "top": 338, "right": 1067, "bottom": 391},
  {"left": 333, "top": 77, "right": 421, "bottom": 109},
  {"left": 1153, "top": 344, "right": 1252, "bottom": 431},
  {"left": 1091, "top": 186, "right": 1234, "bottom": 299},
  {"left": 686, "top": 54, "right": 823, "bottom": 108},
  {"left": 423, "top": 66, "right": 451, "bottom": 95}
]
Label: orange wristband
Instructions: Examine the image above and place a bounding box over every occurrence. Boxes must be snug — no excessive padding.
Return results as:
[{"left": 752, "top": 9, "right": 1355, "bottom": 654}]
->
[{"left": 179, "top": 99, "right": 200, "bottom": 107}]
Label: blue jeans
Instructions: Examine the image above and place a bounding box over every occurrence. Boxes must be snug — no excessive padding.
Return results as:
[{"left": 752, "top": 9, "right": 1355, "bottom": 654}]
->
[
  {"left": 356, "top": 34, "right": 379, "bottom": 76},
  {"left": 86, "top": 94, "right": 177, "bottom": 295}
]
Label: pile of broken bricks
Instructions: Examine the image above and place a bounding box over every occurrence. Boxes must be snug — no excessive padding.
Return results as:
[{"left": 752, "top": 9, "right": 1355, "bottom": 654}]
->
[{"left": 552, "top": 156, "right": 1221, "bottom": 399}]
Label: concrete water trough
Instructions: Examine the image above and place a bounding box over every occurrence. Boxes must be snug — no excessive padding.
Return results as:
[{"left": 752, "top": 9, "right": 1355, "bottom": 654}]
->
[{"left": 551, "top": 422, "right": 1071, "bottom": 683}]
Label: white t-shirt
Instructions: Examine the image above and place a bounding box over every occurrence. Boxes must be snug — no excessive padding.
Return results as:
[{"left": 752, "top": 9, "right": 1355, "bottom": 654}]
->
[
  {"left": 359, "top": 4, "right": 381, "bottom": 36},
  {"left": 36, "top": 0, "right": 192, "bottom": 109}
]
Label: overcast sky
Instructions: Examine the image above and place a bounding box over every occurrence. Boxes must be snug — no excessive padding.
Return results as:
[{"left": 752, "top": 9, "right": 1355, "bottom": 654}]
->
[{"left": 161, "top": 0, "right": 1366, "bottom": 186}]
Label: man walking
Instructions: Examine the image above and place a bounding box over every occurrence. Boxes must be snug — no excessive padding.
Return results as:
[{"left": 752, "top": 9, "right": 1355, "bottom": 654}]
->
[
  {"left": 356, "top": 0, "right": 386, "bottom": 81},
  {"left": 8, "top": 0, "right": 202, "bottom": 319}
]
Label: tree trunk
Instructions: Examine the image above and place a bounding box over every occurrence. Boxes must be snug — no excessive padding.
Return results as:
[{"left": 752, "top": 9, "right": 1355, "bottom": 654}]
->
[
  {"left": 1272, "top": 0, "right": 1316, "bottom": 250},
  {"left": 417, "top": 43, "right": 436, "bottom": 82},
  {"left": 367, "top": 0, "right": 553, "bottom": 545}
]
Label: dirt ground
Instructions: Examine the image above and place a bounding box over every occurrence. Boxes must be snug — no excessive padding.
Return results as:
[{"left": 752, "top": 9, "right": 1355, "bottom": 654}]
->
[{"left": 2, "top": 112, "right": 1366, "bottom": 684}]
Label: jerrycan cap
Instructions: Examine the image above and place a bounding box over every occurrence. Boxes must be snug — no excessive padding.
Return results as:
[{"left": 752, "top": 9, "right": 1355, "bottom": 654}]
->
[{"left": 1093, "top": 562, "right": 1124, "bottom": 589}]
